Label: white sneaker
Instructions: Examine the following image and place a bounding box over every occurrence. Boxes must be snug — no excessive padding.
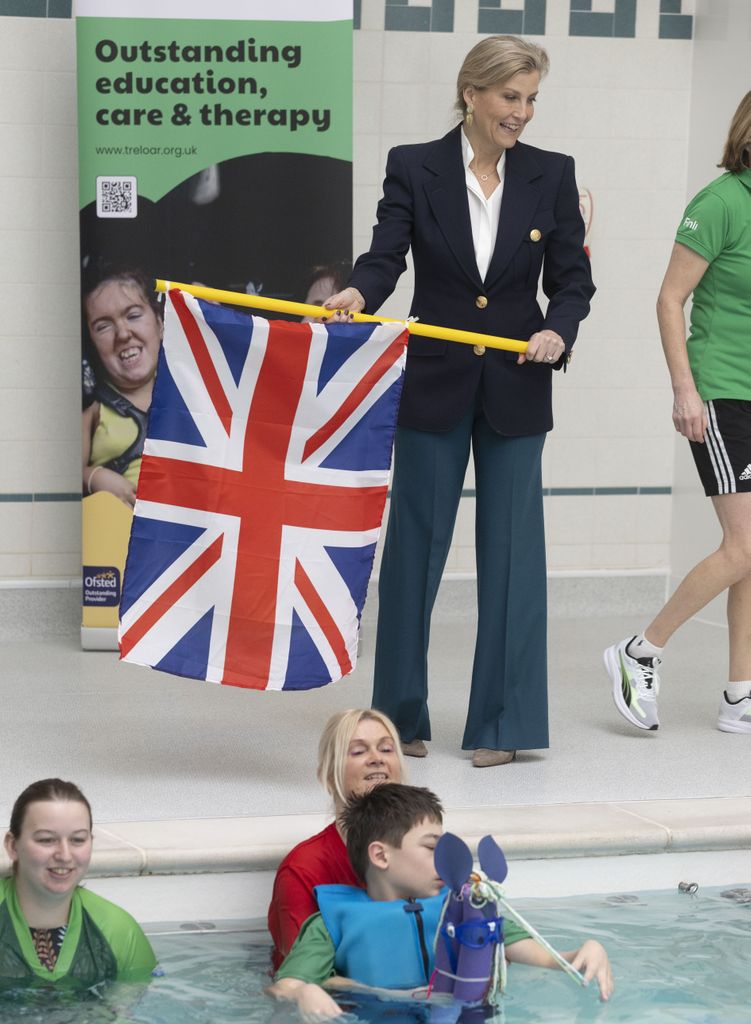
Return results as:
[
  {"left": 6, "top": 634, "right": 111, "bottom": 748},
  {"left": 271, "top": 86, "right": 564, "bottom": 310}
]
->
[
  {"left": 603, "top": 637, "right": 660, "bottom": 731},
  {"left": 717, "top": 691, "right": 751, "bottom": 733}
]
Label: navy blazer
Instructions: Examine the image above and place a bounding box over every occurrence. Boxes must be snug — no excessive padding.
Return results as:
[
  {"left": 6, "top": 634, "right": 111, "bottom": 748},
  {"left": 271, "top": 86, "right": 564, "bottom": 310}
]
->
[{"left": 349, "top": 126, "right": 595, "bottom": 435}]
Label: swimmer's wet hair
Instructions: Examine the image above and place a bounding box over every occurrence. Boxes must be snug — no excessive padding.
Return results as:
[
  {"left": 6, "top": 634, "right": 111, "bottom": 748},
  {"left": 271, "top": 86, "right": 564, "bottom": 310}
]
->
[{"left": 340, "top": 783, "right": 443, "bottom": 881}]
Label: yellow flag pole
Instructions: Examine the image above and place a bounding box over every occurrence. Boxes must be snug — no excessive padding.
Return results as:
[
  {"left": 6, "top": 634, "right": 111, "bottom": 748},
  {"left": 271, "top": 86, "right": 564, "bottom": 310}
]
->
[{"left": 154, "top": 279, "right": 528, "bottom": 355}]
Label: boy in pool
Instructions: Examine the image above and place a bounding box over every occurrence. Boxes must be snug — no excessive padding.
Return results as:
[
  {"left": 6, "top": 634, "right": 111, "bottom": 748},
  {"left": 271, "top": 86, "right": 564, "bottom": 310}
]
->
[{"left": 267, "top": 784, "right": 613, "bottom": 1018}]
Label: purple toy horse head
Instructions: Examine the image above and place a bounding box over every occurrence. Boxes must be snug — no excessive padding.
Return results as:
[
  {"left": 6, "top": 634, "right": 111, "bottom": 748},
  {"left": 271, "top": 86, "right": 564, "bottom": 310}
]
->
[{"left": 431, "top": 833, "right": 508, "bottom": 1003}]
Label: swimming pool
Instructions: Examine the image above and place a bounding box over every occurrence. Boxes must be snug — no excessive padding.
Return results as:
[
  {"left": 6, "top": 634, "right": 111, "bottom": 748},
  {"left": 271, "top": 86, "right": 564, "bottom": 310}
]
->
[{"left": 1, "top": 885, "right": 748, "bottom": 1022}]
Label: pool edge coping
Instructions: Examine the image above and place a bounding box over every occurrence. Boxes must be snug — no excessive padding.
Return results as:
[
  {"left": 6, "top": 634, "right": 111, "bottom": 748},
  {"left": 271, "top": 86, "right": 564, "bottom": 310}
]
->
[{"left": 3, "top": 795, "right": 748, "bottom": 878}]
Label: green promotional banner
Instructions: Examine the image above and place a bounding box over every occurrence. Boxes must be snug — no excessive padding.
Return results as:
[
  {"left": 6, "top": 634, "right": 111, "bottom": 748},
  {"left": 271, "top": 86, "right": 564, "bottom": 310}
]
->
[
  {"left": 77, "top": 1, "right": 353, "bottom": 649},
  {"left": 76, "top": 19, "right": 351, "bottom": 206}
]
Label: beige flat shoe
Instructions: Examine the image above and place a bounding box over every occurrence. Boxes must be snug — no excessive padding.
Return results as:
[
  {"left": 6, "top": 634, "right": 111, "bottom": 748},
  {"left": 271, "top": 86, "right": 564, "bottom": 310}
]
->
[
  {"left": 471, "top": 748, "right": 516, "bottom": 768},
  {"left": 401, "top": 738, "right": 428, "bottom": 758}
]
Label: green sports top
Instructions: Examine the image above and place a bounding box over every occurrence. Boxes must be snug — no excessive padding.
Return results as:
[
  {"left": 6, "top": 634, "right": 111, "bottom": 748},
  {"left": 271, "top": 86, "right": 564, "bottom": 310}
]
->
[
  {"left": 0, "top": 877, "right": 157, "bottom": 988},
  {"left": 675, "top": 167, "right": 751, "bottom": 400}
]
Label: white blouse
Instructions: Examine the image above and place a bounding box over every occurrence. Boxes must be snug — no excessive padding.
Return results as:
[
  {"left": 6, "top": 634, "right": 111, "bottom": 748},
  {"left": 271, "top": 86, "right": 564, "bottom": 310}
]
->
[{"left": 460, "top": 130, "right": 506, "bottom": 283}]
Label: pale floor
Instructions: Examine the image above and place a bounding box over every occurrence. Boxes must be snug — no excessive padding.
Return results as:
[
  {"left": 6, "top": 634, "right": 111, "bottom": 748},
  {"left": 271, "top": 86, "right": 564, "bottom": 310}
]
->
[{"left": 0, "top": 609, "right": 746, "bottom": 825}]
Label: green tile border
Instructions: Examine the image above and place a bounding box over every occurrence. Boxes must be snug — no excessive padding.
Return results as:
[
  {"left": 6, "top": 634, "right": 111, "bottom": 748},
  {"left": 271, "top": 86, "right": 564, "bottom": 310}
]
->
[
  {"left": 455, "top": 487, "right": 673, "bottom": 498},
  {"left": 0, "top": 493, "right": 80, "bottom": 502},
  {"left": 1, "top": 488, "right": 673, "bottom": 503},
  {"left": 569, "top": 10, "right": 613, "bottom": 37},
  {"left": 0, "top": 0, "right": 691, "bottom": 36},
  {"left": 48, "top": 0, "right": 72, "bottom": 17},
  {"left": 478, "top": 8, "right": 524, "bottom": 36},
  {"left": 0, "top": 0, "right": 45, "bottom": 14},
  {"left": 0, "top": 0, "right": 71, "bottom": 14},
  {"left": 659, "top": 12, "right": 692, "bottom": 39},
  {"left": 35, "top": 492, "right": 82, "bottom": 502},
  {"left": 384, "top": 0, "right": 453, "bottom": 32}
]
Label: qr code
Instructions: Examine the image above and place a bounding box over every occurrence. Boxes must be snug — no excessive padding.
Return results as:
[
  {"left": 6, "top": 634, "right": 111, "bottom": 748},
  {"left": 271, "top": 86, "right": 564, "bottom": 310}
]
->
[{"left": 96, "top": 176, "right": 137, "bottom": 219}]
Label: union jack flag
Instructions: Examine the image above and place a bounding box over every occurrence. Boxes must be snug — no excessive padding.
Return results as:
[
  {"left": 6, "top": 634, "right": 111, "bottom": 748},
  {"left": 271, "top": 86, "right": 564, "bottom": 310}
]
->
[{"left": 119, "top": 290, "right": 408, "bottom": 690}]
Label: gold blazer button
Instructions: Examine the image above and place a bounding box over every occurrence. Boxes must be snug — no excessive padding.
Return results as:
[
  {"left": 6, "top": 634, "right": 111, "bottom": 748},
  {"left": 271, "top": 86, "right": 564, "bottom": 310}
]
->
[
  {"left": 473, "top": 345, "right": 486, "bottom": 356},
  {"left": 529, "top": 228, "right": 542, "bottom": 242},
  {"left": 475, "top": 295, "right": 488, "bottom": 309}
]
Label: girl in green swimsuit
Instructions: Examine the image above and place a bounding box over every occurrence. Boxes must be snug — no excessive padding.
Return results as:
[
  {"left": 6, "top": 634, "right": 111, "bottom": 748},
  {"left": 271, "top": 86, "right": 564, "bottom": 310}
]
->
[{"left": 1, "top": 778, "right": 156, "bottom": 988}]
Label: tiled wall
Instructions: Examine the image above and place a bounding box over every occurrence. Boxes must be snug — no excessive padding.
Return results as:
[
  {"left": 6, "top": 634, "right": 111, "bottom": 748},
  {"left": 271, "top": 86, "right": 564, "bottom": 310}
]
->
[
  {"left": 0, "top": 12, "right": 80, "bottom": 579},
  {"left": 0, "top": 0, "right": 704, "bottom": 584}
]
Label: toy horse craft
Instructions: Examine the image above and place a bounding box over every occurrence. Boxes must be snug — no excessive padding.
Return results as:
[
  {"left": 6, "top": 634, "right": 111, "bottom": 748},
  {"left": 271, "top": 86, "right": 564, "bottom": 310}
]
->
[{"left": 431, "top": 834, "right": 585, "bottom": 1006}]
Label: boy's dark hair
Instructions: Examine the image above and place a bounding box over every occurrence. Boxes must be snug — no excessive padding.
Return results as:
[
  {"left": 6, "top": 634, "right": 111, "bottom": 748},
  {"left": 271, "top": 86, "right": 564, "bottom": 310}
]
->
[{"left": 340, "top": 783, "right": 443, "bottom": 882}]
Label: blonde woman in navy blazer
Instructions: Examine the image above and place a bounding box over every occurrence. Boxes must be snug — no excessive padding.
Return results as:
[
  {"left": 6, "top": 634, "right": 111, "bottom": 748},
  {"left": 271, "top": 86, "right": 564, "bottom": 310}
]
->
[{"left": 325, "top": 36, "right": 595, "bottom": 767}]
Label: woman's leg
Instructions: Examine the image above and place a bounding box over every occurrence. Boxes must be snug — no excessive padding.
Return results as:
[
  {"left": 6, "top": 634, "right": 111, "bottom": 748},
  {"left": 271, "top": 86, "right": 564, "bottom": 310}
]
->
[
  {"left": 644, "top": 492, "right": 751, "bottom": 647},
  {"left": 462, "top": 419, "right": 549, "bottom": 752},
  {"left": 606, "top": 492, "right": 751, "bottom": 732},
  {"left": 721, "top": 575, "right": 751, "bottom": 732},
  {"left": 372, "top": 412, "right": 473, "bottom": 743},
  {"left": 727, "top": 574, "right": 751, "bottom": 681}
]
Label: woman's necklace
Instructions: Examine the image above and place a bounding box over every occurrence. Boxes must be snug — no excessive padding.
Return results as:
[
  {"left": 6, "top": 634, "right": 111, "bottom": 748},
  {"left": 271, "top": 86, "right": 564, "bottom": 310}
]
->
[{"left": 471, "top": 163, "right": 495, "bottom": 182}]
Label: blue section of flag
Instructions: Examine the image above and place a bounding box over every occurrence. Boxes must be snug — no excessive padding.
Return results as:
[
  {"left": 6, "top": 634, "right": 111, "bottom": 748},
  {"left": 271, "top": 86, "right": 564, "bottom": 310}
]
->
[
  {"left": 283, "top": 609, "right": 333, "bottom": 690},
  {"left": 321, "top": 384, "right": 401, "bottom": 472},
  {"left": 155, "top": 608, "right": 213, "bottom": 679},
  {"left": 120, "top": 519, "right": 207, "bottom": 617},
  {"left": 318, "top": 322, "right": 375, "bottom": 393},
  {"left": 198, "top": 298, "right": 255, "bottom": 388},
  {"left": 325, "top": 542, "right": 377, "bottom": 614},
  {"left": 148, "top": 346, "right": 206, "bottom": 447}
]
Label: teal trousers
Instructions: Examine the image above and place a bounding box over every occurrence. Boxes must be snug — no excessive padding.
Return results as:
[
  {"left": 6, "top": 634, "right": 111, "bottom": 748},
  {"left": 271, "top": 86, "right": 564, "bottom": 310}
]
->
[{"left": 372, "top": 404, "right": 549, "bottom": 751}]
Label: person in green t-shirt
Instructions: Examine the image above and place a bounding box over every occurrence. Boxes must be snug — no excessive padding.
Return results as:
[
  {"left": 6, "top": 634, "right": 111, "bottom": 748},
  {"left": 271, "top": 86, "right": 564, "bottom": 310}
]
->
[
  {"left": 604, "top": 91, "right": 751, "bottom": 737},
  {"left": 1, "top": 778, "right": 157, "bottom": 988},
  {"left": 267, "top": 784, "right": 613, "bottom": 1019}
]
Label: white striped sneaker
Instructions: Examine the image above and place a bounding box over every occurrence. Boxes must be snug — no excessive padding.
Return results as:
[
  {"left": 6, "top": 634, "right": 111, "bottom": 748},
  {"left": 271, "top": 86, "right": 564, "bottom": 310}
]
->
[
  {"left": 603, "top": 637, "right": 660, "bottom": 731},
  {"left": 717, "top": 691, "right": 751, "bottom": 733}
]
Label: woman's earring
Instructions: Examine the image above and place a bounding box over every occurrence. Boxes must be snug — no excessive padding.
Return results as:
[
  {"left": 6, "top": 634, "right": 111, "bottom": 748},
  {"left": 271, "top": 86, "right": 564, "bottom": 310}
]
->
[{"left": 465, "top": 105, "right": 474, "bottom": 128}]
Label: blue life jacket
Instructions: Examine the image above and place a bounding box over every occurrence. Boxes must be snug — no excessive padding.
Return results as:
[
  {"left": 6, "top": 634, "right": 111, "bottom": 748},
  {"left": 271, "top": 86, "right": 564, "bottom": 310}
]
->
[{"left": 315, "top": 884, "right": 447, "bottom": 990}]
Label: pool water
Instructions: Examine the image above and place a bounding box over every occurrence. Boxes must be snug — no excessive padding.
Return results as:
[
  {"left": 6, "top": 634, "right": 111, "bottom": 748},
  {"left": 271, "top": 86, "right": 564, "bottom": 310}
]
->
[{"left": 0, "top": 885, "right": 748, "bottom": 1023}]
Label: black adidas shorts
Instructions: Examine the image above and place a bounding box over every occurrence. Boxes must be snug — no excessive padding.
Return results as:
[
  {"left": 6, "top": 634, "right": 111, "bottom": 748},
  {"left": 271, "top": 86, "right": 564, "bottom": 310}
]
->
[{"left": 689, "top": 399, "right": 751, "bottom": 496}]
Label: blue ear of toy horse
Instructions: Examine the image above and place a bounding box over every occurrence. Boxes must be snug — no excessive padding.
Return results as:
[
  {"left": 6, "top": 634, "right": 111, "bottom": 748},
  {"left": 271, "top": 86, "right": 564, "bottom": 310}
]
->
[
  {"left": 477, "top": 835, "right": 508, "bottom": 885},
  {"left": 434, "top": 831, "right": 474, "bottom": 895}
]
